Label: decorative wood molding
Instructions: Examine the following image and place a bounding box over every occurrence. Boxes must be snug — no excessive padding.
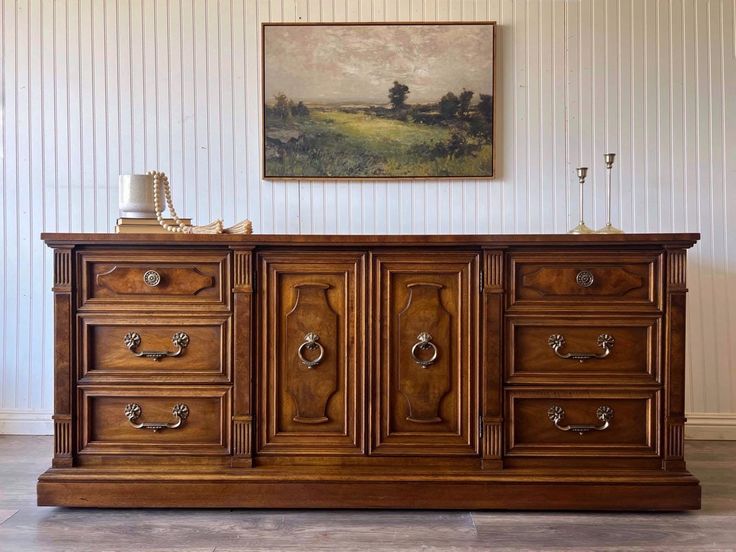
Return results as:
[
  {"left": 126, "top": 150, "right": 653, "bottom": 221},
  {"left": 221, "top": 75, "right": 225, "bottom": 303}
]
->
[
  {"left": 664, "top": 418, "right": 686, "bottom": 471},
  {"left": 52, "top": 291, "right": 73, "bottom": 467},
  {"left": 483, "top": 250, "right": 504, "bottom": 292},
  {"left": 53, "top": 248, "right": 73, "bottom": 291},
  {"left": 233, "top": 250, "right": 253, "bottom": 292},
  {"left": 53, "top": 415, "right": 73, "bottom": 467},
  {"left": 232, "top": 271, "right": 254, "bottom": 465},
  {"left": 482, "top": 420, "right": 502, "bottom": 460},
  {"left": 233, "top": 416, "right": 253, "bottom": 457},
  {"left": 665, "top": 419, "right": 685, "bottom": 459},
  {"left": 667, "top": 249, "right": 687, "bottom": 291}
]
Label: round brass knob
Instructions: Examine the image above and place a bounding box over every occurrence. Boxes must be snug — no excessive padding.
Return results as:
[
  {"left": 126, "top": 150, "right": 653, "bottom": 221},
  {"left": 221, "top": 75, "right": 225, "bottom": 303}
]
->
[
  {"left": 143, "top": 270, "right": 161, "bottom": 287},
  {"left": 576, "top": 270, "right": 594, "bottom": 288}
]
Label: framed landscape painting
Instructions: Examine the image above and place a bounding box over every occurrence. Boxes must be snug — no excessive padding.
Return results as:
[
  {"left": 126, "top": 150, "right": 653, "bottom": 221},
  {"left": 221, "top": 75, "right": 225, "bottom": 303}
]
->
[{"left": 262, "top": 22, "right": 495, "bottom": 179}]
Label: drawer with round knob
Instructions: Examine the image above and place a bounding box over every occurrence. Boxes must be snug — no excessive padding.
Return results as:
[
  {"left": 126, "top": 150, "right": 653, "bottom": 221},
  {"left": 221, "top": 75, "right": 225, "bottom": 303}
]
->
[
  {"left": 505, "top": 388, "right": 658, "bottom": 458},
  {"left": 508, "top": 251, "right": 661, "bottom": 311},
  {"left": 78, "top": 385, "right": 231, "bottom": 457},
  {"left": 79, "top": 249, "right": 230, "bottom": 310},
  {"left": 79, "top": 315, "right": 231, "bottom": 383},
  {"left": 506, "top": 316, "right": 661, "bottom": 384}
]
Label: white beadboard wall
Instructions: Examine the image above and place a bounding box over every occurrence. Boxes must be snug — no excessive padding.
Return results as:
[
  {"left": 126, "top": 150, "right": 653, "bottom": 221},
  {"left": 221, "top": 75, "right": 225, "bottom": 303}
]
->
[{"left": 0, "top": 0, "right": 735, "bottom": 437}]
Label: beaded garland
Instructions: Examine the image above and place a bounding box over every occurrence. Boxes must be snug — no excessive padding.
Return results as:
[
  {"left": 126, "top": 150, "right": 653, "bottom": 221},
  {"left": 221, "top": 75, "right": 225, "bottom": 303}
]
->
[
  {"left": 147, "top": 170, "right": 251, "bottom": 235},
  {"left": 149, "top": 171, "right": 192, "bottom": 233}
]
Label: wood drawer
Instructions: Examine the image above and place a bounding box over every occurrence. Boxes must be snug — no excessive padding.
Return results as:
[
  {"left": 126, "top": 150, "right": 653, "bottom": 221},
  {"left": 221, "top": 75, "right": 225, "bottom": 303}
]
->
[
  {"left": 505, "top": 388, "right": 658, "bottom": 457},
  {"left": 508, "top": 252, "right": 661, "bottom": 311},
  {"left": 79, "top": 386, "right": 230, "bottom": 456},
  {"left": 79, "top": 250, "right": 230, "bottom": 310},
  {"left": 79, "top": 315, "right": 230, "bottom": 383},
  {"left": 506, "top": 316, "right": 660, "bottom": 384}
]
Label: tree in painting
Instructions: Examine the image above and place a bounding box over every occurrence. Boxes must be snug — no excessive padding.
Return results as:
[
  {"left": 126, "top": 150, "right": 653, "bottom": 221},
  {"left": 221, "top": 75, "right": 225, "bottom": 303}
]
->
[{"left": 388, "top": 81, "right": 410, "bottom": 111}]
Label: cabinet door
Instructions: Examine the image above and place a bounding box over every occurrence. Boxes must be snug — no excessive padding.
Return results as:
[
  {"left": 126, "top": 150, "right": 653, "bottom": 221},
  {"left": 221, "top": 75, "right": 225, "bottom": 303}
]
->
[
  {"left": 258, "top": 251, "right": 365, "bottom": 455},
  {"left": 372, "top": 252, "right": 479, "bottom": 455}
]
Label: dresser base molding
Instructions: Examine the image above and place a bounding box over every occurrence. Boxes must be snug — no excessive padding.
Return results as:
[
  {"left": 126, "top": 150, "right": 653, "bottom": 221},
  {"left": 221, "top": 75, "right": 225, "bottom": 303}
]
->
[{"left": 37, "top": 469, "right": 700, "bottom": 510}]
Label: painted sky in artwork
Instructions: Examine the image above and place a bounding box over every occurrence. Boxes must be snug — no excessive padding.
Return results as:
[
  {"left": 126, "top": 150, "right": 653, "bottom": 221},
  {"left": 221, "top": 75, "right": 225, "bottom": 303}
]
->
[{"left": 264, "top": 24, "right": 493, "bottom": 105}]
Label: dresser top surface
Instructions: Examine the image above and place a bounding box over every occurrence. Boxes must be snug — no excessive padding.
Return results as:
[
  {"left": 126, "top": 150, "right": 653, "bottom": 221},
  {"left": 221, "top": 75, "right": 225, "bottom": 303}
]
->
[{"left": 41, "top": 232, "right": 700, "bottom": 248}]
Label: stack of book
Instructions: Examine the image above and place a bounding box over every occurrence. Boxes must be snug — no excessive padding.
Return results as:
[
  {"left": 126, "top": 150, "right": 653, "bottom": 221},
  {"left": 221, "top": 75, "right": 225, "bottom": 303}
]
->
[{"left": 115, "top": 217, "right": 192, "bottom": 234}]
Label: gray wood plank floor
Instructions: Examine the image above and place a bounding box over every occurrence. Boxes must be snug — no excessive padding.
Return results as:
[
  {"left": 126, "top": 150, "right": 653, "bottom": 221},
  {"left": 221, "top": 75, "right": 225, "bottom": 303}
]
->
[{"left": 0, "top": 436, "right": 734, "bottom": 551}]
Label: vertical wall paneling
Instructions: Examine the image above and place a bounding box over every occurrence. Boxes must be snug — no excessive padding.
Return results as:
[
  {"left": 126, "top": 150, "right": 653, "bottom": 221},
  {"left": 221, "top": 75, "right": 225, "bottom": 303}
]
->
[{"left": 0, "top": 0, "right": 735, "bottom": 435}]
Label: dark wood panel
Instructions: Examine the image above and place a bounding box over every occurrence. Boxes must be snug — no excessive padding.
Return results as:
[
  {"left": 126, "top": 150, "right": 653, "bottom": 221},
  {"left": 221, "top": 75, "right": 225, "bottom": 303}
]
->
[
  {"left": 78, "top": 386, "right": 230, "bottom": 456},
  {"left": 372, "top": 252, "right": 478, "bottom": 456},
  {"left": 506, "top": 316, "right": 660, "bottom": 384},
  {"left": 79, "top": 315, "right": 230, "bottom": 382},
  {"left": 505, "top": 388, "right": 659, "bottom": 457},
  {"left": 79, "top": 249, "right": 229, "bottom": 310},
  {"left": 258, "top": 251, "right": 364, "bottom": 455},
  {"left": 508, "top": 251, "right": 661, "bottom": 311}
]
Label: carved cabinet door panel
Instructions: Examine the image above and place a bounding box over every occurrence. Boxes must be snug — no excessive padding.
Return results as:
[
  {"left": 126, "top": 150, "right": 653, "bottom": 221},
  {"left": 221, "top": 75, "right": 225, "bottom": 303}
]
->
[
  {"left": 258, "top": 252, "right": 365, "bottom": 455},
  {"left": 372, "top": 252, "right": 479, "bottom": 455}
]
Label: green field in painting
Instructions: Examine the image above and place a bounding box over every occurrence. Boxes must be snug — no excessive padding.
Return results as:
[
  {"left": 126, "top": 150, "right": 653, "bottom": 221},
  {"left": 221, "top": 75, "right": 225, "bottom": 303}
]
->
[{"left": 264, "top": 109, "right": 493, "bottom": 178}]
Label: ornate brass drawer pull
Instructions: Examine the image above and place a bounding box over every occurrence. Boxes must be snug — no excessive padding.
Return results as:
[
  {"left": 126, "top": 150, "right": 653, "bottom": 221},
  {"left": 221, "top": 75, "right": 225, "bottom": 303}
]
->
[
  {"left": 411, "top": 332, "right": 438, "bottom": 367},
  {"left": 297, "top": 332, "right": 324, "bottom": 368},
  {"left": 123, "top": 403, "right": 189, "bottom": 432},
  {"left": 547, "top": 405, "right": 614, "bottom": 435},
  {"left": 123, "top": 331, "right": 190, "bottom": 361},
  {"left": 576, "top": 270, "right": 594, "bottom": 287},
  {"left": 143, "top": 270, "right": 161, "bottom": 287},
  {"left": 547, "top": 334, "right": 614, "bottom": 362}
]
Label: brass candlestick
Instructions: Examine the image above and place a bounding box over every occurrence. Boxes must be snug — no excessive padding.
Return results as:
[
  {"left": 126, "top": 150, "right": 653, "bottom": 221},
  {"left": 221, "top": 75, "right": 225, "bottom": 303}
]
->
[
  {"left": 597, "top": 153, "right": 624, "bottom": 234},
  {"left": 569, "top": 167, "right": 594, "bottom": 234}
]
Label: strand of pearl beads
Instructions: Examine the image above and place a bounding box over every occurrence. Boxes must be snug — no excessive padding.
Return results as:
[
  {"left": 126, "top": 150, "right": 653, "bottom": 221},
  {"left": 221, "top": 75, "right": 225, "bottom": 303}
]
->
[{"left": 149, "top": 171, "right": 191, "bottom": 233}]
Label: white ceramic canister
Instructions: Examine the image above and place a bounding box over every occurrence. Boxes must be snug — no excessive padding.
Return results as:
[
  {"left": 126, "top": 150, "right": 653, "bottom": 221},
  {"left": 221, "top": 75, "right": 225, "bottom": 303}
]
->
[{"left": 119, "top": 174, "right": 156, "bottom": 218}]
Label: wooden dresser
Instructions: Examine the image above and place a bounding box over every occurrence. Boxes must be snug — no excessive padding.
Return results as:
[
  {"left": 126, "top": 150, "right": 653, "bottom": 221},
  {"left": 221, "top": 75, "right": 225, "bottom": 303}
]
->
[{"left": 38, "top": 233, "right": 701, "bottom": 510}]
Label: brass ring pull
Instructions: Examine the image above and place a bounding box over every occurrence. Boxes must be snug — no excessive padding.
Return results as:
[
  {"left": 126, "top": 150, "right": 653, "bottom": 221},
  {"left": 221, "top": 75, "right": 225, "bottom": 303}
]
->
[
  {"left": 143, "top": 270, "right": 161, "bottom": 287},
  {"left": 297, "top": 332, "right": 324, "bottom": 368},
  {"left": 123, "top": 331, "right": 190, "bottom": 361},
  {"left": 547, "top": 405, "right": 614, "bottom": 435},
  {"left": 123, "top": 403, "right": 189, "bottom": 432},
  {"left": 411, "top": 332, "right": 438, "bottom": 367},
  {"left": 547, "top": 334, "right": 614, "bottom": 363}
]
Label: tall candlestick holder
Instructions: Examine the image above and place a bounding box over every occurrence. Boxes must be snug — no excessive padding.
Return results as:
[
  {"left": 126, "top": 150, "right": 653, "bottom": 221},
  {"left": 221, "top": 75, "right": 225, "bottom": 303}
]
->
[
  {"left": 568, "top": 167, "right": 594, "bottom": 234},
  {"left": 597, "top": 153, "right": 624, "bottom": 234}
]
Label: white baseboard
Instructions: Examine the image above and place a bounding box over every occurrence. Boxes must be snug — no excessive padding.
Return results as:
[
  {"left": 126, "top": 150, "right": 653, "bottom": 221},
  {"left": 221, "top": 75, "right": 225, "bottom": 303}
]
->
[
  {"left": 0, "top": 410, "right": 53, "bottom": 435},
  {"left": 1, "top": 410, "right": 735, "bottom": 439},
  {"left": 685, "top": 413, "right": 736, "bottom": 441}
]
